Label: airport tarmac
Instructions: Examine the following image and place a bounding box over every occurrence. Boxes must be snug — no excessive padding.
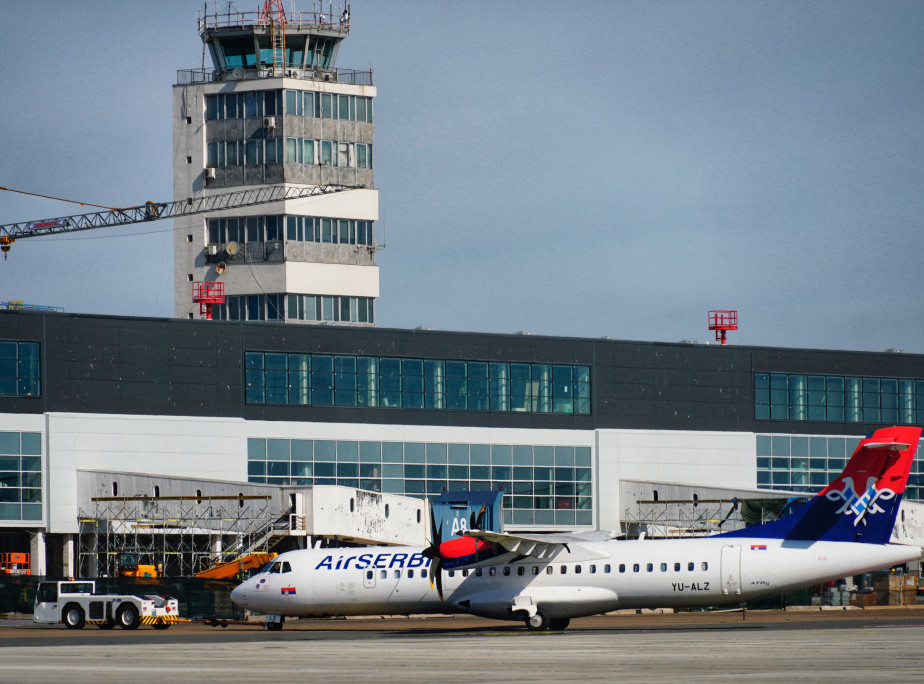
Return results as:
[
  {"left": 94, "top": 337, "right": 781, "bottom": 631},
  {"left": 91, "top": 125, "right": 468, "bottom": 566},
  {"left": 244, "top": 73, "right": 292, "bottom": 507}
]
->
[{"left": 2, "top": 610, "right": 924, "bottom": 682}]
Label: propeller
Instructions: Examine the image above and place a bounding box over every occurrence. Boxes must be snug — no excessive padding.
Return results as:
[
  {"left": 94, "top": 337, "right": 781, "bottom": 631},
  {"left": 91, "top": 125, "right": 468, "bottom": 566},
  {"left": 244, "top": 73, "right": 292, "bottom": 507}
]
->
[
  {"left": 421, "top": 501, "right": 445, "bottom": 600},
  {"left": 469, "top": 504, "right": 486, "bottom": 531}
]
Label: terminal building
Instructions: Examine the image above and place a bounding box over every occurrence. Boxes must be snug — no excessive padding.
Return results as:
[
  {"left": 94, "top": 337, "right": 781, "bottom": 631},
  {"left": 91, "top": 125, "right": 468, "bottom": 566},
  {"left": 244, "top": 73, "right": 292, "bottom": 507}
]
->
[
  {"left": 2, "top": 308, "right": 924, "bottom": 576},
  {"left": 2, "top": 5, "right": 924, "bottom": 579}
]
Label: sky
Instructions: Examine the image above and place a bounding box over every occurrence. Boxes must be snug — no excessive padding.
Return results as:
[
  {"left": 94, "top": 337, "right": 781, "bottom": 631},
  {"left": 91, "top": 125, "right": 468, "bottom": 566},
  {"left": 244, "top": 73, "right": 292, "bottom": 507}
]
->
[{"left": 1, "top": 1, "right": 922, "bottom": 353}]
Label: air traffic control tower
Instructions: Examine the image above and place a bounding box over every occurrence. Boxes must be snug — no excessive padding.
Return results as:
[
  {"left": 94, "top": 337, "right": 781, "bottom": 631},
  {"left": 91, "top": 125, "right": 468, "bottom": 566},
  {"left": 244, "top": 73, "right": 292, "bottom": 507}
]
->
[{"left": 172, "top": 3, "right": 378, "bottom": 325}]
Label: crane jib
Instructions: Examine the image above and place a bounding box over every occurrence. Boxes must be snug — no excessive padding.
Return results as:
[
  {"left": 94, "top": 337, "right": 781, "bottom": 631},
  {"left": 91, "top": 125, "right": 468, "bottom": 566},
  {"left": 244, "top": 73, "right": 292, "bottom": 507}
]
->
[{"left": 0, "top": 184, "right": 362, "bottom": 244}]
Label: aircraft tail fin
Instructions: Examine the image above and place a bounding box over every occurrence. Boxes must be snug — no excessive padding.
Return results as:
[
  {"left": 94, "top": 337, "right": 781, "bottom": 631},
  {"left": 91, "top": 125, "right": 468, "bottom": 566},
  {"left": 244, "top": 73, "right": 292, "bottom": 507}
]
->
[{"left": 721, "top": 426, "right": 921, "bottom": 544}]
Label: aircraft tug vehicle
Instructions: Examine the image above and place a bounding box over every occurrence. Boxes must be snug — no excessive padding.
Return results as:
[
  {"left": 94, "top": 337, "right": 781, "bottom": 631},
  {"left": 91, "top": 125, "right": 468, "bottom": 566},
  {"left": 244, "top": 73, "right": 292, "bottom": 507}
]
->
[{"left": 34, "top": 580, "right": 180, "bottom": 630}]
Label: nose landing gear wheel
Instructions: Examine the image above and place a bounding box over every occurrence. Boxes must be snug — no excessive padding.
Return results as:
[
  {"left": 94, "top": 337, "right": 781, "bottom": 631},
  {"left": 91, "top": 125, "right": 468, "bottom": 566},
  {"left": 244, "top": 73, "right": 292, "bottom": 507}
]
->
[{"left": 525, "top": 611, "right": 548, "bottom": 631}]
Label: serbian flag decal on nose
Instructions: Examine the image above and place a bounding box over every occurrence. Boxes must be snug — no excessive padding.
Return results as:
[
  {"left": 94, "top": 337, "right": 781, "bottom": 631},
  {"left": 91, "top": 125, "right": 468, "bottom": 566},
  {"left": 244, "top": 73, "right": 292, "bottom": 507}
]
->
[{"left": 281, "top": 586, "right": 296, "bottom": 596}]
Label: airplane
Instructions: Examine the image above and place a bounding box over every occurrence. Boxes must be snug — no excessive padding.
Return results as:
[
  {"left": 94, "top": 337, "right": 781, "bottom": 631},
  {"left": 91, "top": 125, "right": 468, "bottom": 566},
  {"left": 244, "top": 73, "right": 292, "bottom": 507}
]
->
[{"left": 230, "top": 425, "right": 923, "bottom": 631}]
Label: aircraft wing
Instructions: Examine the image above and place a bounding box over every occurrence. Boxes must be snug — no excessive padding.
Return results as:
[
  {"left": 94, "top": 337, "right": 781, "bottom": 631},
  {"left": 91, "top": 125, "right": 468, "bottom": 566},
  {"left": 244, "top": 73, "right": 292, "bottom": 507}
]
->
[{"left": 459, "top": 529, "right": 616, "bottom": 560}]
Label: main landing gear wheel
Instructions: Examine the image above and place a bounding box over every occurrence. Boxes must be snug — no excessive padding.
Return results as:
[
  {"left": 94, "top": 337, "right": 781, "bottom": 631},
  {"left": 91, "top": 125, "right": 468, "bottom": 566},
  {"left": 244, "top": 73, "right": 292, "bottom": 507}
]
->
[
  {"left": 116, "top": 604, "right": 140, "bottom": 630},
  {"left": 525, "top": 611, "right": 548, "bottom": 631},
  {"left": 62, "top": 603, "right": 85, "bottom": 630},
  {"left": 548, "top": 618, "right": 570, "bottom": 631}
]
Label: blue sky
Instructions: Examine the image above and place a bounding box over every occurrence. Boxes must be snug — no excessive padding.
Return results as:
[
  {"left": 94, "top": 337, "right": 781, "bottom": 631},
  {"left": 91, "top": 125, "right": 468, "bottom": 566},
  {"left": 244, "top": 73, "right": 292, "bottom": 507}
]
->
[{"left": 1, "top": 1, "right": 922, "bottom": 352}]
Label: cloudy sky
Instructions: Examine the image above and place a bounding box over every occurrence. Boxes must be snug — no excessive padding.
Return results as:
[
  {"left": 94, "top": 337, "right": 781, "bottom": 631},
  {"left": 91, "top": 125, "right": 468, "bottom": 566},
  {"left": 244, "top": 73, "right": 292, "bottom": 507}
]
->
[{"left": 1, "top": 1, "right": 922, "bottom": 352}]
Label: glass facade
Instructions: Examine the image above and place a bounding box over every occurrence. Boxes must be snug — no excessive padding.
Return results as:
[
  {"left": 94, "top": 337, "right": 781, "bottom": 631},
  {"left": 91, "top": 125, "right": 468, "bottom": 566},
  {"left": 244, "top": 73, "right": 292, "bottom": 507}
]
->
[
  {"left": 756, "top": 433, "right": 924, "bottom": 502},
  {"left": 246, "top": 352, "right": 591, "bottom": 414},
  {"left": 755, "top": 373, "right": 924, "bottom": 424},
  {"left": 248, "top": 438, "right": 593, "bottom": 526},
  {"left": 0, "top": 431, "right": 43, "bottom": 521},
  {"left": 0, "top": 341, "right": 40, "bottom": 397}
]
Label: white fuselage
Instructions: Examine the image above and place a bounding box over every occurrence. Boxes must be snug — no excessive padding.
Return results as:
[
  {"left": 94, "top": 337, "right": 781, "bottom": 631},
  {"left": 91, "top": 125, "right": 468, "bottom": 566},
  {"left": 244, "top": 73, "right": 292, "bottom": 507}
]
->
[{"left": 230, "top": 537, "right": 919, "bottom": 622}]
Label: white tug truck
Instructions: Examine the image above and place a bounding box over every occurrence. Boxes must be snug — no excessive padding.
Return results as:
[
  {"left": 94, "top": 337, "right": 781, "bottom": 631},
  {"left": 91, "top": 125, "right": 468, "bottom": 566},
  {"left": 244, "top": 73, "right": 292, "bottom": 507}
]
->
[{"left": 34, "top": 580, "right": 180, "bottom": 630}]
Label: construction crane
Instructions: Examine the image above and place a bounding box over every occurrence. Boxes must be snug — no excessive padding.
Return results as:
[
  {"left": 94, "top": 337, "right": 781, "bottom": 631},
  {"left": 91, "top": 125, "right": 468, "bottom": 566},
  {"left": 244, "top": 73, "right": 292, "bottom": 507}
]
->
[{"left": 0, "top": 183, "right": 360, "bottom": 258}]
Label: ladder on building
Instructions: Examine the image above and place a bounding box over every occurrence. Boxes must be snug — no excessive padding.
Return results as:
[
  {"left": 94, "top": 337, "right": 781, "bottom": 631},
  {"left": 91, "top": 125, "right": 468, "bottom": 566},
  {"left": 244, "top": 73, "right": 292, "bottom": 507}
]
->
[{"left": 260, "top": 0, "right": 287, "bottom": 76}]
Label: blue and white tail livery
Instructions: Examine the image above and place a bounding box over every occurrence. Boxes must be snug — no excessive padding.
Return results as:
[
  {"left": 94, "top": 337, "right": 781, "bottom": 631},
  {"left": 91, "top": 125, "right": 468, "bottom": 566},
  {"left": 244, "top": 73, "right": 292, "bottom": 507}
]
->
[{"left": 232, "top": 426, "right": 922, "bottom": 631}]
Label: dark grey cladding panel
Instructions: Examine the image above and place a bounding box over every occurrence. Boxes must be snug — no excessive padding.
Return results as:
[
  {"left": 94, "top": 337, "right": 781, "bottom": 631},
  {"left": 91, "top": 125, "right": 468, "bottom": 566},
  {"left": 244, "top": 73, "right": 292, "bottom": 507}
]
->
[
  {"left": 5, "top": 311, "right": 924, "bottom": 432},
  {"left": 751, "top": 347, "right": 923, "bottom": 377},
  {"left": 119, "top": 380, "right": 170, "bottom": 402},
  {"left": 239, "top": 323, "right": 595, "bottom": 364}
]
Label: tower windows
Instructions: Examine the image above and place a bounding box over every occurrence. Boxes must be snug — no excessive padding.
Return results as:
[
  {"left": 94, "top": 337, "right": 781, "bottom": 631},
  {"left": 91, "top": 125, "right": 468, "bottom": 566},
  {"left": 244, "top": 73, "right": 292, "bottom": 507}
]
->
[{"left": 207, "top": 90, "right": 372, "bottom": 123}]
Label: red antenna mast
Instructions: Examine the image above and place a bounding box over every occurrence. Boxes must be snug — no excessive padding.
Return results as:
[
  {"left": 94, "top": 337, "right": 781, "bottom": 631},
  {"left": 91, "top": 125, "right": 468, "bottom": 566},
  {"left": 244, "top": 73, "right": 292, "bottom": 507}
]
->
[
  {"left": 708, "top": 310, "right": 738, "bottom": 345},
  {"left": 259, "top": 0, "right": 287, "bottom": 24},
  {"left": 193, "top": 281, "right": 226, "bottom": 320},
  {"left": 260, "top": 0, "right": 287, "bottom": 76}
]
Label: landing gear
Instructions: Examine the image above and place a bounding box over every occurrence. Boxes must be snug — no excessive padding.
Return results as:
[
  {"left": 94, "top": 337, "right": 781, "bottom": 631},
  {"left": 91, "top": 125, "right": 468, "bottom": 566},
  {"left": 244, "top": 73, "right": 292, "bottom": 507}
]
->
[
  {"left": 266, "top": 615, "right": 284, "bottom": 631},
  {"left": 548, "top": 617, "right": 570, "bottom": 631},
  {"left": 525, "top": 611, "right": 548, "bottom": 631}
]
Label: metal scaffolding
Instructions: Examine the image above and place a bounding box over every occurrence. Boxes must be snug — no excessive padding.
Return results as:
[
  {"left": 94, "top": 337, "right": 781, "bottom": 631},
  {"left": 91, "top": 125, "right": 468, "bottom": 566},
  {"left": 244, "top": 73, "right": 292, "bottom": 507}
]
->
[
  {"left": 624, "top": 498, "right": 750, "bottom": 538},
  {"left": 77, "top": 494, "right": 284, "bottom": 578}
]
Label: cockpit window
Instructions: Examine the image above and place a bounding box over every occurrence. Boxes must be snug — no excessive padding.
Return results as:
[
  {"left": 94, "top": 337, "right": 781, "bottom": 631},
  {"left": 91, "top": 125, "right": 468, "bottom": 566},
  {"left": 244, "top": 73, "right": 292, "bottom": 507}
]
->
[{"left": 281, "top": 561, "right": 292, "bottom": 573}]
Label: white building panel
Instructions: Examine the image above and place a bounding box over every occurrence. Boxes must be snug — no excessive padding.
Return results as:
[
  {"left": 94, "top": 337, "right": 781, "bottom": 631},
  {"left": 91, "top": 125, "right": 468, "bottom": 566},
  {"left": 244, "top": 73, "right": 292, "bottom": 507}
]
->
[
  {"left": 45, "top": 413, "right": 249, "bottom": 534},
  {"left": 596, "top": 430, "right": 756, "bottom": 532}
]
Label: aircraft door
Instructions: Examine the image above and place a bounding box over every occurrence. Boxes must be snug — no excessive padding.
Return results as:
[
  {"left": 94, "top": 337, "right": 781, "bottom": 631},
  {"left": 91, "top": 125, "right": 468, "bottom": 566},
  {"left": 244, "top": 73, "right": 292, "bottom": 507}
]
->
[
  {"left": 720, "top": 545, "right": 741, "bottom": 595},
  {"left": 363, "top": 568, "right": 376, "bottom": 589}
]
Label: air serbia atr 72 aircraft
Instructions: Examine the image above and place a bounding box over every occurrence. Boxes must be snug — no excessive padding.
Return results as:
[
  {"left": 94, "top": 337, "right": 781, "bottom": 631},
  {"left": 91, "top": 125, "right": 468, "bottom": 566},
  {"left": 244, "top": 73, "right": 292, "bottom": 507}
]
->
[{"left": 231, "top": 426, "right": 922, "bottom": 631}]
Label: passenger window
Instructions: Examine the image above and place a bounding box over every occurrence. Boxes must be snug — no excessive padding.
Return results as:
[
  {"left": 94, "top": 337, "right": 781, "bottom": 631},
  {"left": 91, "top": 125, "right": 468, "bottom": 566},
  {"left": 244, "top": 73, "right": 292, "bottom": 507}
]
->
[
  {"left": 463, "top": 569, "right": 469, "bottom": 577},
  {"left": 394, "top": 570, "right": 401, "bottom": 579},
  {"left": 660, "top": 563, "right": 667, "bottom": 572},
  {"left": 605, "top": 564, "right": 612, "bottom": 573},
  {"left": 674, "top": 563, "right": 681, "bottom": 572},
  {"left": 448, "top": 570, "right": 455, "bottom": 578},
  {"left": 476, "top": 568, "right": 483, "bottom": 577},
  {"left": 633, "top": 563, "right": 639, "bottom": 573},
  {"left": 618, "top": 564, "right": 625, "bottom": 573},
  {"left": 422, "top": 569, "right": 428, "bottom": 578},
  {"left": 408, "top": 569, "right": 414, "bottom": 579},
  {"left": 380, "top": 570, "right": 387, "bottom": 580},
  {"left": 646, "top": 563, "right": 653, "bottom": 572},
  {"left": 517, "top": 566, "right": 525, "bottom": 576},
  {"left": 560, "top": 566, "right": 567, "bottom": 575},
  {"left": 489, "top": 567, "right": 496, "bottom": 576},
  {"left": 688, "top": 562, "right": 694, "bottom": 571},
  {"left": 532, "top": 566, "right": 539, "bottom": 575},
  {"left": 702, "top": 562, "right": 709, "bottom": 571},
  {"left": 575, "top": 565, "right": 582, "bottom": 574},
  {"left": 503, "top": 567, "right": 511, "bottom": 576},
  {"left": 546, "top": 566, "right": 553, "bottom": 575},
  {"left": 590, "top": 564, "right": 596, "bottom": 574},
  {"left": 366, "top": 570, "right": 373, "bottom": 580}
]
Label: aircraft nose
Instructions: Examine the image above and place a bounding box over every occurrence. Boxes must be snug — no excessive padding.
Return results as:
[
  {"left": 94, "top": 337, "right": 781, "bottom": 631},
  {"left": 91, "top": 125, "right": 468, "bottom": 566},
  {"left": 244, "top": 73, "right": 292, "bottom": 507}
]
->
[{"left": 230, "top": 582, "right": 248, "bottom": 607}]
